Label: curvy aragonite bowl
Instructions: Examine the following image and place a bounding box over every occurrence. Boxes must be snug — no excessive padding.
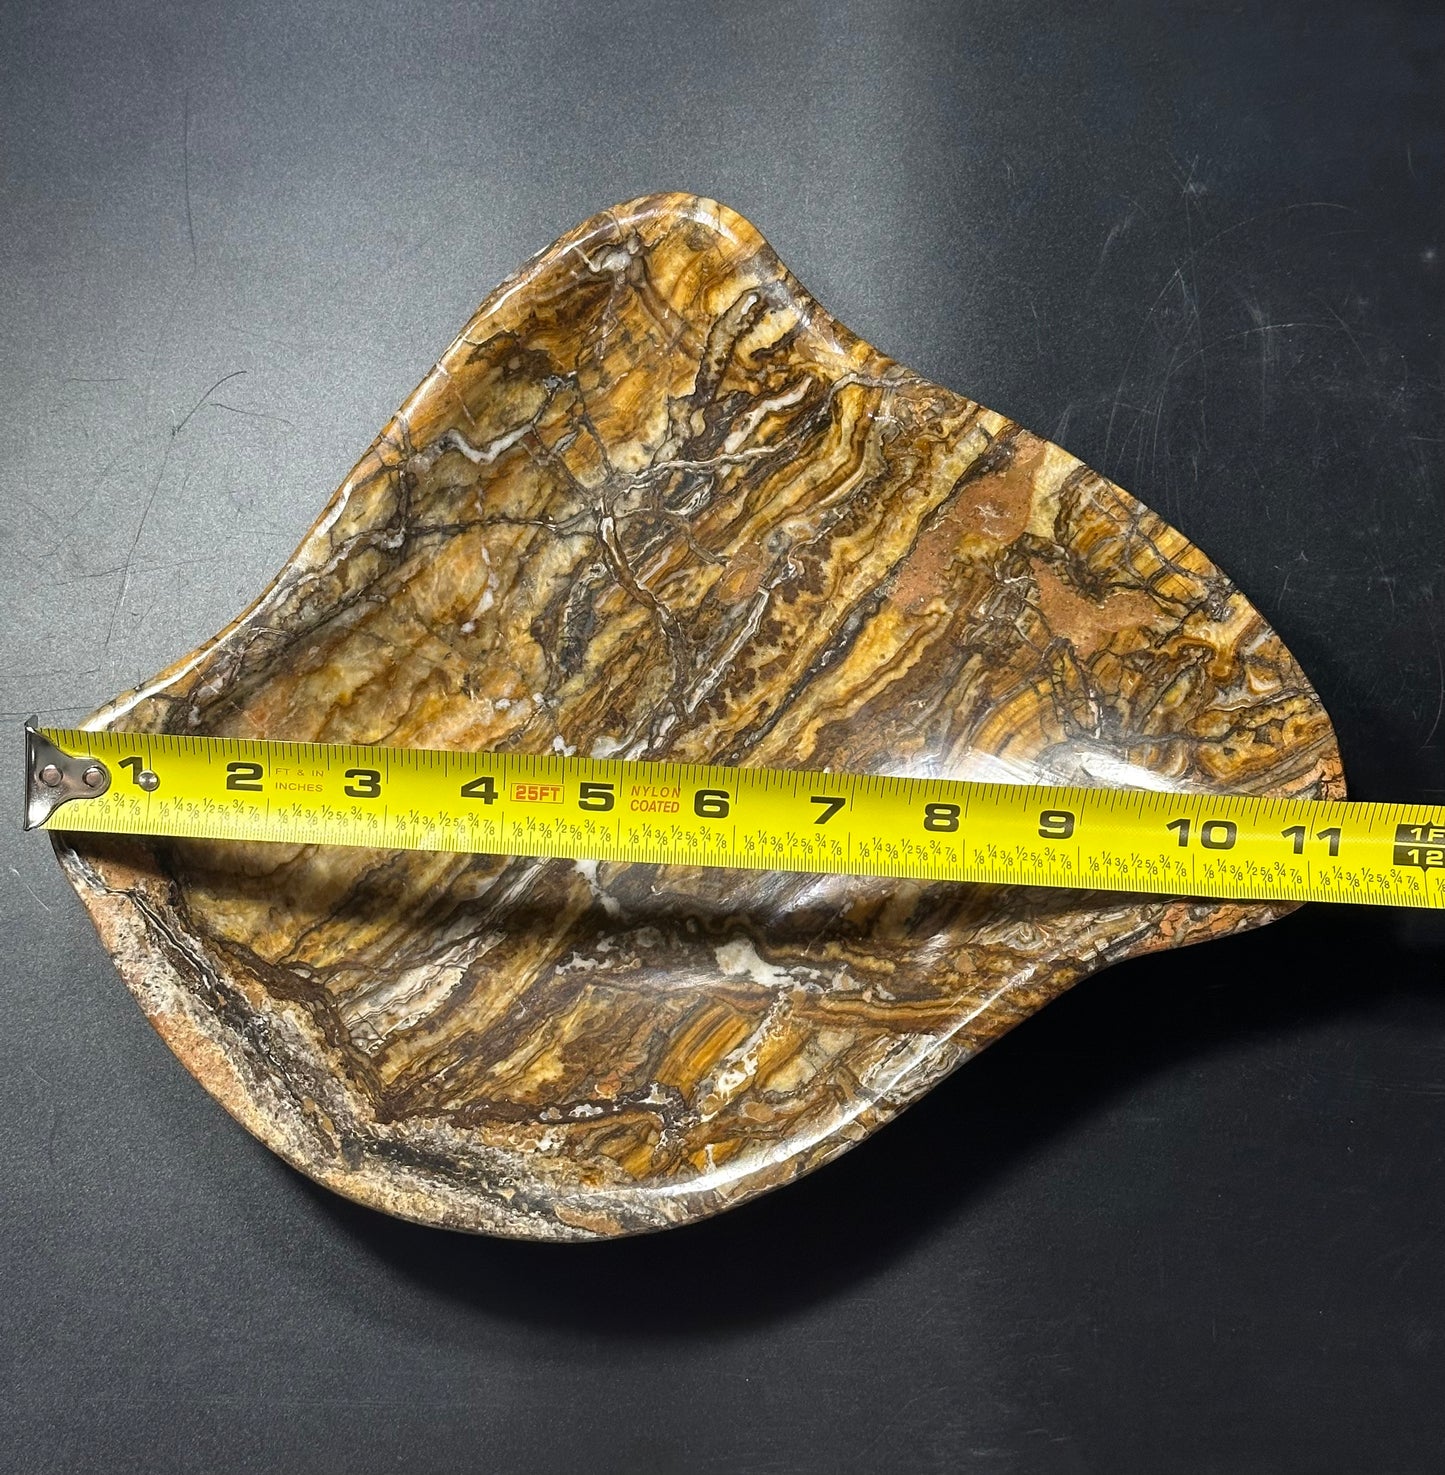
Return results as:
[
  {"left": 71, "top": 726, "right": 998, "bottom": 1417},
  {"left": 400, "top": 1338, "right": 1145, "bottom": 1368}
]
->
[{"left": 57, "top": 194, "right": 1342, "bottom": 1239}]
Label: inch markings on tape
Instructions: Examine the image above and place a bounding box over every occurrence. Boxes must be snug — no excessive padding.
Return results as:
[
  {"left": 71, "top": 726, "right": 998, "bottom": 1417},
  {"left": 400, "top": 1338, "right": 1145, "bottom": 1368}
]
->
[{"left": 23, "top": 723, "right": 1445, "bottom": 909}]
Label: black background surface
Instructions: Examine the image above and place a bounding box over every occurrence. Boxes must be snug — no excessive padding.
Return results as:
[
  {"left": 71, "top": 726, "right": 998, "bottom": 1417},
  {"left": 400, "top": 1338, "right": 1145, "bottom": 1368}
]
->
[{"left": 2, "top": 2, "right": 1443, "bottom": 1471}]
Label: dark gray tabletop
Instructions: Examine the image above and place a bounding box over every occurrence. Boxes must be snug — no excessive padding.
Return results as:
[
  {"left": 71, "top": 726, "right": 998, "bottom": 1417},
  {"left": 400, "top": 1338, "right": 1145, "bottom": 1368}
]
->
[{"left": 3, "top": 2, "right": 1442, "bottom": 1470}]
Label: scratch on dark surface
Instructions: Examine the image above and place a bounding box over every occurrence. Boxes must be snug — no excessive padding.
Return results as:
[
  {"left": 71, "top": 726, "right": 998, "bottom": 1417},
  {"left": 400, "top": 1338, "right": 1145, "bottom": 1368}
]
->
[
  {"left": 172, "top": 369, "right": 246, "bottom": 436},
  {"left": 1125, "top": 322, "right": 1337, "bottom": 390},
  {"left": 1240, "top": 294, "right": 1277, "bottom": 429},
  {"left": 1422, "top": 622, "right": 1444, "bottom": 749},
  {"left": 1317, "top": 297, "right": 1373, "bottom": 372},
  {"left": 101, "top": 439, "right": 174, "bottom": 654},
  {"left": 1176, "top": 154, "right": 1208, "bottom": 459},
  {"left": 50, "top": 552, "right": 255, "bottom": 588},
  {"left": 1093, "top": 201, "right": 1139, "bottom": 279},
  {"left": 1195, "top": 200, "right": 1356, "bottom": 256},
  {"left": 1103, "top": 263, "right": 1193, "bottom": 466},
  {"left": 1370, "top": 549, "right": 1398, "bottom": 614},
  {"left": 182, "top": 89, "right": 196, "bottom": 271},
  {"left": 1, "top": 666, "right": 101, "bottom": 683},
  {"left": 208, "top": 399, "right": 295, "bottom": 429},
  {"left": 0, "top": 706, "right": 92, "bottom": 721},
  {"left": 1102, "top": 199, "right": 1358, "bottom": 472},
  {"left": 8, "top": 865, "right": 53, "bottom": 914},
  {"left": 20, "top": 1062, "right": 60, "bottom": 1169}
]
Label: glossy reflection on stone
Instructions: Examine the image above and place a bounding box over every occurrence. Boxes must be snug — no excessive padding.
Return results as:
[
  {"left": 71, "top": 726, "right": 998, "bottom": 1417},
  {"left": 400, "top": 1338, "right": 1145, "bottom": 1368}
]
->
[{"left": 57, "top": 194, "right": 1343, "bottom": 1239}]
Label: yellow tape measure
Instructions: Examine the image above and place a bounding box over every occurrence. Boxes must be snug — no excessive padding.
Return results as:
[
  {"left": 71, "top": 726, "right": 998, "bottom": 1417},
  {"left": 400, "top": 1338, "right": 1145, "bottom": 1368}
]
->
[{"left": 24, "top": 722, "right": 1445, "bottom": 909}]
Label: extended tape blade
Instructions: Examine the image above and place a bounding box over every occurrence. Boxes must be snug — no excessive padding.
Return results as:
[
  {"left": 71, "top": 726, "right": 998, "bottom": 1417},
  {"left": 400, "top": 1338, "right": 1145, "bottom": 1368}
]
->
[{"left": 25, "top": 726, "right": 1445, "bottom": 908}]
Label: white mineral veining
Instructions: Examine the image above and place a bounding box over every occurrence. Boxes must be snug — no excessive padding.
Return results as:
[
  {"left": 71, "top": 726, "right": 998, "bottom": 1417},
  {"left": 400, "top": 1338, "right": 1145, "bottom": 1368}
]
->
[
  {"left": 713, "top": 937, "right": 792, "bottom": 988},
  {"left": 572, "top": 857, "right": 621, "bottom": 918}
]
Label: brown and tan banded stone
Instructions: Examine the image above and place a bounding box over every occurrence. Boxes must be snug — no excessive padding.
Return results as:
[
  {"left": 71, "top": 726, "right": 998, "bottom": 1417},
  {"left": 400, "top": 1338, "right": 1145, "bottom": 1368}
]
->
[{"left": 56, "top": 194, "right": 1343, "bottom": 1239}]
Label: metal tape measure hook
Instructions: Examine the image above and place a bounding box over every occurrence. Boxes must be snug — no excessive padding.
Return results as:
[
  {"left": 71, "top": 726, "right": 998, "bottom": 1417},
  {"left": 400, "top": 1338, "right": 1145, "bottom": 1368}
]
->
[{"left": 23, "top": 719, "right": 109, "bottom": 831}]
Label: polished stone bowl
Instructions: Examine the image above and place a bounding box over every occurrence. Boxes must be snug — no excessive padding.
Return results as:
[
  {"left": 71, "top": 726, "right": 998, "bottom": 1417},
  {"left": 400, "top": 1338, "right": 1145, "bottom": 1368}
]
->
[{"left": 57, "top": 195, "right": 1342, "bottom": 1238}]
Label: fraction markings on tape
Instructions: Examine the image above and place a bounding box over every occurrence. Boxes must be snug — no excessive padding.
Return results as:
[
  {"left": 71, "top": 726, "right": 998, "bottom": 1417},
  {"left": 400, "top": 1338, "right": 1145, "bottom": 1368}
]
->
[{"left": 24, "top": 724, "right": 1445, "bottom": 909}]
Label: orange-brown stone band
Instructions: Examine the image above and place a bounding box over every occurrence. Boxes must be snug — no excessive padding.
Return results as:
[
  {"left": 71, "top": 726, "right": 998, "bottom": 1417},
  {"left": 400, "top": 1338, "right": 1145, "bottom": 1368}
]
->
[{"left": 56, "top": 194, "right": 1342, "bottom": 1239}]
